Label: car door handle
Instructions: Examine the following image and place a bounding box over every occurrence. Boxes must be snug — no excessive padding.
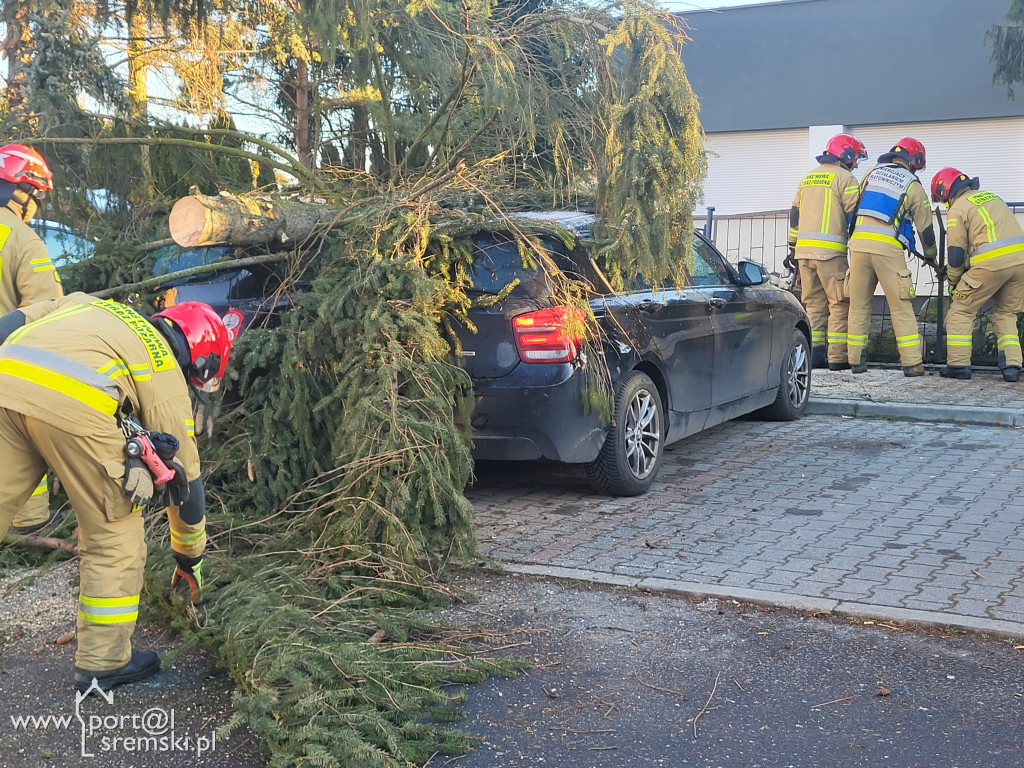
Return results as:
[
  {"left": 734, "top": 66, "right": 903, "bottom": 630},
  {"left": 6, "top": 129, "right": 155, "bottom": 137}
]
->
[{"left": 707, "top": 297, "right": 727, "bottom": 309}]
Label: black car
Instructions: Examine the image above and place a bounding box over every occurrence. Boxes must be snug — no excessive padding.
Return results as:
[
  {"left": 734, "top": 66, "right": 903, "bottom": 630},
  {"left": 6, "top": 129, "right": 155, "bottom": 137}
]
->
[
  {"left": 452, "top": 212, "right": 810, "bottom": 495},
  {"left": 149, "top": 244, "right": 295, "bottom": 342},
  {"left": 153, "top": 211, "right": 811, "bottom": 496}
]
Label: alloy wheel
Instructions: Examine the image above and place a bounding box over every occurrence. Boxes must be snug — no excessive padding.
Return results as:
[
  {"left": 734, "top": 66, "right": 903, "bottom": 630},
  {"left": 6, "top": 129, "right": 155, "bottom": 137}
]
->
[
  {"left": 786, "top": 340, "right": 811, "bottom": 409},
  {"left": 624, "top": 388, "right": 661, "bottom": 480}
]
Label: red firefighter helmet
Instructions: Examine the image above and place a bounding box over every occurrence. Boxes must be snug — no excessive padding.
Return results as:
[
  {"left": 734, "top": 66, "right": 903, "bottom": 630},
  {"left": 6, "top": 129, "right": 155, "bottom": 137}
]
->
[
  {"left": 931, "top": 167, "right": 976, "bottom": 204},
  {"left": 153, "top": 302, "right": 232, "bottom": 390},
  {"left": 820, "top": 133, "right": 868, "bottom": 169},
  {"left": 0, "top": 143, "right": 54, "bottom": 193},
  {"left": 879, "top": 137, "right": 926, "bottom": 171}
]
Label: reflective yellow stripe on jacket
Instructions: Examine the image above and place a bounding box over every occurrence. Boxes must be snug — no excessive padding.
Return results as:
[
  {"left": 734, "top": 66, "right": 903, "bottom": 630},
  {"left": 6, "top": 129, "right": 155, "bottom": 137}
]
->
[
  {"left": 971, "top": 235, "right": 1024, "bottom": 264},
  {"left": 0, "top": 357, "right": 119, "bottom": 415},
  {"left": 91, "top": 300, "right": 177, "bottom": 373},
  {"left": 850, "top": 220, "right": 901, "bottom": 249}
]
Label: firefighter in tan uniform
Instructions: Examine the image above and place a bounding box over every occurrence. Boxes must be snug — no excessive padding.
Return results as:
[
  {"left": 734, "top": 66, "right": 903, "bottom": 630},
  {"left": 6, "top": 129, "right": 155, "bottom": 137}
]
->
[
  {"left": 930, "top": 168, "right": 1024, "bottom": 382},
  {"left": 786, "top": 133, "right": 867, "bottom": 370},
  {"left": 0, "top": 293, "right": 231, "bottom": 691},
  {"left": 845, "top": 137, "right": 938, "bottom": 377},
  {"left": 0, "top": 144, "right": 65, "bottom": 535}
]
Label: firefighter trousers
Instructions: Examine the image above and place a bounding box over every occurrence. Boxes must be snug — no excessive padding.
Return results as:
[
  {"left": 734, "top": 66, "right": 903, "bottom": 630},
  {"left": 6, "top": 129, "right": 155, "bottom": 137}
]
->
[
  {"left": 10, "top": 476, "right": 50, "bottom": 529},
  {"left": 946, "top": 264, "right": 1024, "bottom": 368},
  {"left": 0, "top": 409, "right": 144, "bottom": 673},
  {"left": 798, "top": 256, "right": 849, "bottom": 363},
  {"left": 846, "top": 248, "right": 922, "bottom": 368}
]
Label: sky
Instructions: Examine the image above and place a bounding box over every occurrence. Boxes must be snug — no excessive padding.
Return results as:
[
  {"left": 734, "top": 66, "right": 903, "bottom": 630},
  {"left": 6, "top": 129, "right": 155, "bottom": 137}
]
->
[{"left": 660, "top": 0, "right": 783, "bottom": 10}]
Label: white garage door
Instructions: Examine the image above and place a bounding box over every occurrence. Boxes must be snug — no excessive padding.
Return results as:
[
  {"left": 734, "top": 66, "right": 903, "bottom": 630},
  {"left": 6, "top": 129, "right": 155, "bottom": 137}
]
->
[
  {"left": 701, "top": 129, "right": 809, "bottom": 215},
  {"left": 847, "top": 117, "right": 1024, "bottom": 203}
]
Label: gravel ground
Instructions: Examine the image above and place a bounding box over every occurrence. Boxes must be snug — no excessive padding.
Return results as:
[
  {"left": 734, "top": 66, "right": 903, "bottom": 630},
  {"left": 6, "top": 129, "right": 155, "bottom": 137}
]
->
[
  {"left": 0, "top": 559, "right": 78, "bottom": 644},
  {"left": 0, "top": 558, "right": 264, "bottom": 768}
]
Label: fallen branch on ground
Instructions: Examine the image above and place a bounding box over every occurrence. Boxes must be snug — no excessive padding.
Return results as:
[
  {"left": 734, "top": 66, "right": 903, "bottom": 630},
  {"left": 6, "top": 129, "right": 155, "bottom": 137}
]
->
[{"left": 2, "top": 534, "right": 77, "bottom": 553}]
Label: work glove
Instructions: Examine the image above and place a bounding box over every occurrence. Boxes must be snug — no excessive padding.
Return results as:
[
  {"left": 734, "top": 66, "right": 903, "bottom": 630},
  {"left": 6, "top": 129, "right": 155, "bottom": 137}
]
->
[
  {"left": 162, "top": 459, "right": 191, "bottom": 507},
  {"left": 783, "top": 246, "right": 797, "bottom": 272},
  {"left": 121, "top": 456, "right": 154, "bottom": 507},
  {"left": 170, "top": 553, "right": 204, "bottom": 605},
  {"left": 148, "top": 431, "right": 179, "bottom": 462}
]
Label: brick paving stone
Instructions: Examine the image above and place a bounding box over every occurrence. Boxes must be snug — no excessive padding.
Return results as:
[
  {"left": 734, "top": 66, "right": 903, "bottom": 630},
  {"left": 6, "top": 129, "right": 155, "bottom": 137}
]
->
[
  {"left": 893, "top": 563, "right": 939, "bottom": 579},
  {"left": 467, "top": 408, "right": 1024, "bottom": 635}
]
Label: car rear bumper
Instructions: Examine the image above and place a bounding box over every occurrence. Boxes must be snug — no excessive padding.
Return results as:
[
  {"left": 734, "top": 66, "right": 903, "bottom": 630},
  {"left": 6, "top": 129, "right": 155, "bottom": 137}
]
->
[{"left": 468, "top": 362, "right": 607, "bottom": 463}]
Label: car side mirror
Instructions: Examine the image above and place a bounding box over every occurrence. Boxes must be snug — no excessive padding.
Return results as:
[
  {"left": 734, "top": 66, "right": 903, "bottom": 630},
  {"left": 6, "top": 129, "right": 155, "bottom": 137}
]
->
[{"left": 736, "top": 260, "right": 769, "bottom": 287}]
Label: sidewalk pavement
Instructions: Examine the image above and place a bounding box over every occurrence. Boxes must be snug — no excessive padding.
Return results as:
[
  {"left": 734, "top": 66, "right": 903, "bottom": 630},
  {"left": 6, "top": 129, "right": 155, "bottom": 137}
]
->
[
  {"left": 808, "top": 364, "right": 1024, "bottom": 427},
  {"left": 467, "top": 364, "right": 1024, "bottom": 640}
]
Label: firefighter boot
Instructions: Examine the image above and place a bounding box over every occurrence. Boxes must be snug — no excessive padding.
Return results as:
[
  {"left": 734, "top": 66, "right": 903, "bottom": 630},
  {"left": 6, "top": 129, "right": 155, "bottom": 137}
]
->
[
  {"left": 75, "top": 649, "right": 161, "bottom": 693},
  {"left": 811, "top": 346, "right": 828, "bottom": 370},
  {"left": 1003, "top": 367, "right": 1021, "bottom": 383},
  {"left": 829, "top": 361, "right": 852, "bottom": 371},
  {"left": 940, "top": 366, "right": 972, "bottom": 380},
  {"left": 851, "top": 350, "right": 868, "bottom": 375},
  {"left": 903, "top": 364, "right": 925, "bottom": 378},
  {"left": 7, "top": 507, "right": 67, "bottom": 536}
]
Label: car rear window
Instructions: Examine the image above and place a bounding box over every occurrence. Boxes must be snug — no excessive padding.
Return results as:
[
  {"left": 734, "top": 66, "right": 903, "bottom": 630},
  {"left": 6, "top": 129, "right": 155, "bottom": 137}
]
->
[
  {"left": 469, "top": 233, "right": 582, "bottom": 297},
  {"left": 152, "top": 245, "right": 235, "bottom": 278},
  {"left": 33, "top": 222, "right": 95, "bottom": 268}
]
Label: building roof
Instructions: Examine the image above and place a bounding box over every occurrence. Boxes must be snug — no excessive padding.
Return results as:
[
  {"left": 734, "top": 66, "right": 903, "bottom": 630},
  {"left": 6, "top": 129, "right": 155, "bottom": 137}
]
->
[{"left": 678, "top": 0, "right": 1022, "bottom": 133}]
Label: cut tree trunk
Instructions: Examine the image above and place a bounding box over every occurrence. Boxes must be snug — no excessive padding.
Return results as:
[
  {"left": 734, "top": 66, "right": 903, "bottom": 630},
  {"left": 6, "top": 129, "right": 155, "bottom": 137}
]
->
[{"left": 169, "top": 192, "right": 342, "bottom": 248}]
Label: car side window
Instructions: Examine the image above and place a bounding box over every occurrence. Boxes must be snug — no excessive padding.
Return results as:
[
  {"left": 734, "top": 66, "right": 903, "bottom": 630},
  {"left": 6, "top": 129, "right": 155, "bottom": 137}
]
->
[{"left": 686, "top": 238, "right": 731, "bottom": 287}]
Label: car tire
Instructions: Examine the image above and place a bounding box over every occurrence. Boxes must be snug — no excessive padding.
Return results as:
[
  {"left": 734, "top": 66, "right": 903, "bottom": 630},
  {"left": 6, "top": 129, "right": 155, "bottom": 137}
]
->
[
  {"left": 757, "top": 328, "right": 811, "bottom": 421},
  {"left": 585, "top": 371, "right": 664, "bottom": 496}
]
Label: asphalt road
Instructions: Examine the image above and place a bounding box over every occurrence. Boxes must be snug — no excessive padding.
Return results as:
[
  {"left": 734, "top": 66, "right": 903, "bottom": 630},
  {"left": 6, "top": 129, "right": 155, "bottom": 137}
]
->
[
  {"left": 440, "top": 409, "right": 1024, "bottom": 768},
  {"left": 431, "top": 569, "right": 1024, "bottom": 768}
]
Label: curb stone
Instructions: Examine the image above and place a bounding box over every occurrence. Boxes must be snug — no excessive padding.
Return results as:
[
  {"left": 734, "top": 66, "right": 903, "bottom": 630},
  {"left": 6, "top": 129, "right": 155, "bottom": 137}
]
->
[
  {"left": 491, "top": 563, "right": 1024, "bottom": 641},
  {"left": 807, "top": 397, "right": 1024, "bottom": 428}
]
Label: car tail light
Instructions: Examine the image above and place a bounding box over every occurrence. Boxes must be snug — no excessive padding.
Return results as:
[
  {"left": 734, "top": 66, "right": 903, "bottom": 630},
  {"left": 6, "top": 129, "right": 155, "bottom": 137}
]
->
[
  {"left": 512, "top": 306, "right": 585, "bottom": 363},
  {"left": 222, "top": 309, "right": 245, "bottom": 341}
]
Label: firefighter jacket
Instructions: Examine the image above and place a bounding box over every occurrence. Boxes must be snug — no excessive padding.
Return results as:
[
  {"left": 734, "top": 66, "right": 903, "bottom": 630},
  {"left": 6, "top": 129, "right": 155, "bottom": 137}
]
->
[
  {"left": 788, "top": 163, "right": 861, "bottom": 260},
  {"left": 849, "top": 164, "right": 937, "bottom": 260},
  {"left": 0, "top": 292, "right": 200, "bottom": 482},
  {"left": 944, "top": 190, "right": 1024, "bottom": 286},
  {"left": 0, "top": 207, "right": 63, "bottom": 314}
]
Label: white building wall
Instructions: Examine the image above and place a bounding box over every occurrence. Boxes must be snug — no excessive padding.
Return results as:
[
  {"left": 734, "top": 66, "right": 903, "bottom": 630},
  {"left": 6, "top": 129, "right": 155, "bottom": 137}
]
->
[
  {"left": 702, "top": 116, "right": 1024, "bottom": 218},
  {"left": 700, "top": 116, "right": 1024, "bottom": 284}
]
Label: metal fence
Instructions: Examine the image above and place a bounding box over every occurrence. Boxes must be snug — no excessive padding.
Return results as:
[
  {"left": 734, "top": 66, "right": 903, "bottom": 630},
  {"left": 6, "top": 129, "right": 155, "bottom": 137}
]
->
[{"left": 697, "top": 205, "right": 1024, "bottom": 368}]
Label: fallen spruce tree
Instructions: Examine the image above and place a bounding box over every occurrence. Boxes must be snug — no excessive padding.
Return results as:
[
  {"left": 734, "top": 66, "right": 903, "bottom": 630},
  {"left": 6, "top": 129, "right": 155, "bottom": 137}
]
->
[
  {"left": 141, "top": 182, "right": 611, "bottom": 765},
  {"left": 4, "top": 2, "right": 707, "bottom": 765}
]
